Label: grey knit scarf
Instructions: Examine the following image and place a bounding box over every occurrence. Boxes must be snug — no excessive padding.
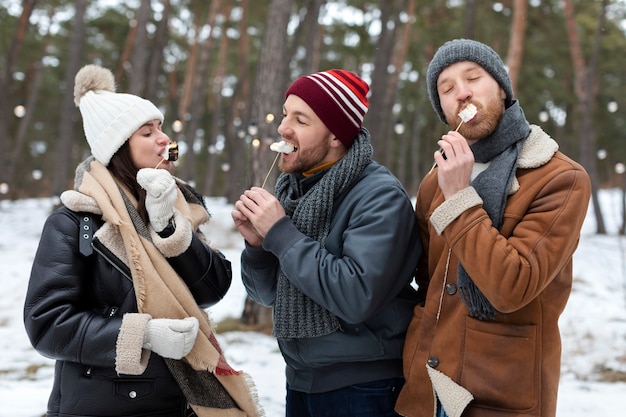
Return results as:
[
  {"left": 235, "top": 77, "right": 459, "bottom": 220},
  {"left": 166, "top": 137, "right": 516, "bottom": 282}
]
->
[
  {"left": 457, "top": 100, "right": 530, "bottom": 320},
  {"left": 272, "top": 128, "right": 373, "bottom": 338}
]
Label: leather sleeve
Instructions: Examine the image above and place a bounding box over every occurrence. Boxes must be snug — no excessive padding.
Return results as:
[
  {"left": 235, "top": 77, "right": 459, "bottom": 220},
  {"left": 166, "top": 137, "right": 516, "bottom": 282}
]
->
[
  {"left": 23, "top": 208, "right": 122, "bottom": 368},
  {"left": 168, "top": 234, "right": 232, "bottom": 308}
]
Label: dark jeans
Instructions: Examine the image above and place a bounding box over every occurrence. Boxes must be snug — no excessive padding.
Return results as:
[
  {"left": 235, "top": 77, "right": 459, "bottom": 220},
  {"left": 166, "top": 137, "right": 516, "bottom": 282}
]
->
[{"left": 286, "top": 378, "right": 404, "bottom": 417}]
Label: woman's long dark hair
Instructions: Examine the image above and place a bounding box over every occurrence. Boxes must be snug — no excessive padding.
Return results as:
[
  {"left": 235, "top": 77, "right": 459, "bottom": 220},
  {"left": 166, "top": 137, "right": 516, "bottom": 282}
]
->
[{"left": 107, "top": 141, "right": 150, "bottom": 226}]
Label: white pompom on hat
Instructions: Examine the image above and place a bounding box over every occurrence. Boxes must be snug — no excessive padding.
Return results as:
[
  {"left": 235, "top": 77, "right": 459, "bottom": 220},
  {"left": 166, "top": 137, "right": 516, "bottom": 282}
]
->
[{"left": 74, "top": 64, "right": 164, "bottom": 166}]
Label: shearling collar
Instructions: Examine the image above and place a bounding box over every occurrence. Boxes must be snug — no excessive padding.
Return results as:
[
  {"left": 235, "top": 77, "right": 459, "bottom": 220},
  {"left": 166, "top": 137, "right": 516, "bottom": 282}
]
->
[
  {"left": 60, "top": 157, "right": 103, "bottom": 215},
  {"left": 429, "top": 124, "right": 560, "bottom": 236},
  {"left": 60, "top": 189, "right": 102, "bottom": 215},
  {"left": 518, "top": 124, "right": 559, "bottom": 169},
  {"left": 509, "top": 124, "right": 558, "bottom": 193},
  {"left": 60, "top": 158, "right": 201, "bottom": 261}
]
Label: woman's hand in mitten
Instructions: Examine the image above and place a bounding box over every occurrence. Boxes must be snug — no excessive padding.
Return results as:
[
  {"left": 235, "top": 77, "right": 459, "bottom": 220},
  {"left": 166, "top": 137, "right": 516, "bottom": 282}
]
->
[
  {"left": 142, "top": 317, "right": 199, "bottom": 359},
  {"left": 137, "top": 168, "right": 177, "bottom": 232}
]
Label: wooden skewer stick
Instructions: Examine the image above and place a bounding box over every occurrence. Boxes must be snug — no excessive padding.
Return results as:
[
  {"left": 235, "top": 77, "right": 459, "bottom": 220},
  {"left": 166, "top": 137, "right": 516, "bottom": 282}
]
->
[
  {"left": 454, "top": 120, "right": 465, "bottom": 132},
  {"left": 154, "top": 158, "right": 166, "bottom": 169},
  {"left": 261, "top": 152, "right": 281, "bottom": 189}
]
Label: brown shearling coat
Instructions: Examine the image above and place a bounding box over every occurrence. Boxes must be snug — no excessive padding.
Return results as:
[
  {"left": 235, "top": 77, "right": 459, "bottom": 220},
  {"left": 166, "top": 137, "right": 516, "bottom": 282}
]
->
[{"left": 396, "top": 125, "right": 591, "bottom": 417}]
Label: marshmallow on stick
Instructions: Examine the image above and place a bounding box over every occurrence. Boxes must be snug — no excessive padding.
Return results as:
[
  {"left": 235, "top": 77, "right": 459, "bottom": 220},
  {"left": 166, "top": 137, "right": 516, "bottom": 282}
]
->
[
  {"left": 455, "top": 104, "right": 477, "bottom": 131},
  {"left": 431, "top": 104, "right": 478, "bottom": 171},
  {"left": 262, "top": 140, "right": 295, "bottom": 189},
  {"left": 269, "top": 140, "right": 295, "bottom": 154},
  {"left": 154, "top": 141, "right": 179, "bottom": 168}
]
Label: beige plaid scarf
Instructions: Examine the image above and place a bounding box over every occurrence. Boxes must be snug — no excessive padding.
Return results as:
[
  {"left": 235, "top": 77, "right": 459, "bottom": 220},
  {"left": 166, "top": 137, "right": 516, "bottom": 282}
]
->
[{"left": 78, "top": 159, "right": 262, "bottom": 416}]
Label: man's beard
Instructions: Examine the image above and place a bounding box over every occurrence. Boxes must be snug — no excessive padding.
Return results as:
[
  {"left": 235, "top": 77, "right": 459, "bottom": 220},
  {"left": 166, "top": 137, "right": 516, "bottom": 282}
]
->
[
  {"left": 279, "top": 141, "right": 330, "bottom": 174},
  {"left": 457, "top": 101, "right": 505, "bottom": 142}
]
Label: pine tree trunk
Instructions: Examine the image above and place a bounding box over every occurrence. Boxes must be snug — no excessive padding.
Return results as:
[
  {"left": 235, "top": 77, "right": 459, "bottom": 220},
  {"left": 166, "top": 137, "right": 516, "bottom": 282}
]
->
[
  {"left": 240, "top": 0, "right": 291, "bottom": 326},
  {"left": 0, "top": 0, "right": 39, "bottom": 198},
  {"left": 564, "top": 0, "right": 607, "bottom": 234},
  {"left": 505, "top": 0, "right": 528, "bottom": 95},
  {"left": 51, "top": 0, "right": 87, "bottom": 196}
]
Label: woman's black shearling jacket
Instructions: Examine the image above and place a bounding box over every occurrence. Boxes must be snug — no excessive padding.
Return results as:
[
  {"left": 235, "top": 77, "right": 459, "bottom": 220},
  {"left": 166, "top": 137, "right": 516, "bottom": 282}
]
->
[{"left": 24, "top": 188, "right": 232, "bottom": 417}]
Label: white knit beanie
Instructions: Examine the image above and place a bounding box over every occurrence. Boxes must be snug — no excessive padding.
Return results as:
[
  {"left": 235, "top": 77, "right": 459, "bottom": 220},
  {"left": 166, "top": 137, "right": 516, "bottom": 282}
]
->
[{"left": 74, "top": 64, "right": 164, "bottom": 166}]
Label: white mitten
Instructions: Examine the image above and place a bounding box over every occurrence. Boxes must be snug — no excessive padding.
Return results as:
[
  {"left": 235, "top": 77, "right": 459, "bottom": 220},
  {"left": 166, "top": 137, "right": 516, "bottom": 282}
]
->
[
  {"left": 143, "top": 317, "right": 199, "bottom": 359},
  {"left": 136, "top": 168, "right": 177, "bottom": 232}
]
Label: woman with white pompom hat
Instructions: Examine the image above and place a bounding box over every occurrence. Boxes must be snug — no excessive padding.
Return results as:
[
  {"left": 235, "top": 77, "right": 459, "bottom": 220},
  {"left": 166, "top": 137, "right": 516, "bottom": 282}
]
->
[{"left": 24, "top": 64, "right": 261, "bottom": 417}]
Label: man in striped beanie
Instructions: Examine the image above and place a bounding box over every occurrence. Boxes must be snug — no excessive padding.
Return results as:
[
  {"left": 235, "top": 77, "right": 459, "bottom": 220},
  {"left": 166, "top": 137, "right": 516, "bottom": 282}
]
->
[
  {"left": 232, "top": 69, "right": 422, "bottom": 416},
  {"left": 284, "top": 69, "right": 369, "bottom": 148}
]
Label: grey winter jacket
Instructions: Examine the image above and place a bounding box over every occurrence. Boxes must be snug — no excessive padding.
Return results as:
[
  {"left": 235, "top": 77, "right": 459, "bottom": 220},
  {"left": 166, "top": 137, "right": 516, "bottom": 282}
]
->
[{"left": 241, "top": 161, "right": 421, "bottom": 393}]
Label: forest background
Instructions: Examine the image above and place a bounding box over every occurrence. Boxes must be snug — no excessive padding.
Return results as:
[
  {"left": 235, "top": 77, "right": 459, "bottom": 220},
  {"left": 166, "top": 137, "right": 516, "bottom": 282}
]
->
[{"left": 2, "top": 0, "right": 626, "bottom": 236}]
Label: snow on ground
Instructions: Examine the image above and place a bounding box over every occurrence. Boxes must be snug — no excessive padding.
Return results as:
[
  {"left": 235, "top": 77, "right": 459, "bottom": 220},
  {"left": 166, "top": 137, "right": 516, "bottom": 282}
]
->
[{"left": 1, "top": 190, "right": 625, "bottom": 416}]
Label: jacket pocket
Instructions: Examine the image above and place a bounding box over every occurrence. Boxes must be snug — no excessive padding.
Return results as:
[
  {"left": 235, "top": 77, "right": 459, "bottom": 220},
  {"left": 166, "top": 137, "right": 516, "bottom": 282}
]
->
[
  {"left": 460, "top": 317, "right": 539, "bottom": 412},
  {"left": 114, "top": 378, "right": 154, "bottom": 400}
]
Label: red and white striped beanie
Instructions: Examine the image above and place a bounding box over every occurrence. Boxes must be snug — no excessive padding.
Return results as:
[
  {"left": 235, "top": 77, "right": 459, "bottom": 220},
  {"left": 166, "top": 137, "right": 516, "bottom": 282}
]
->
[{"left": 285, "top": 69, "right": 369, "bottom": 148}]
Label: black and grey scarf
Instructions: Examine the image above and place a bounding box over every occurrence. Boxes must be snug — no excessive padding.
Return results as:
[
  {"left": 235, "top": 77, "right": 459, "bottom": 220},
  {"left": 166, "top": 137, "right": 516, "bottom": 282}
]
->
[
  {"left": 272, "top": 128, "right": 373, "bottom": 338},
  {"left": 458, "top": 100, "right": 530, "bottom": 320}
]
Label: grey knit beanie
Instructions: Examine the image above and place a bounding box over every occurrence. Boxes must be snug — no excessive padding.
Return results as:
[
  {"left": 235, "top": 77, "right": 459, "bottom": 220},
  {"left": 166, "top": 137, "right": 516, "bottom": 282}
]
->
[{"left": 426, "top": 39, "right": 514, "bottom": 124}]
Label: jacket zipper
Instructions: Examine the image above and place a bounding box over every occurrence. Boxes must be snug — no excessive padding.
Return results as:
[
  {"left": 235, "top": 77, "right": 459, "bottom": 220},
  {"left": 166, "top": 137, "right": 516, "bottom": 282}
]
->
[
  {"left": 92, "top": 245, "right": 133, "bottom": 283},
  {"left": 436, "top": 248, "right": 452, "bottom": 322}
]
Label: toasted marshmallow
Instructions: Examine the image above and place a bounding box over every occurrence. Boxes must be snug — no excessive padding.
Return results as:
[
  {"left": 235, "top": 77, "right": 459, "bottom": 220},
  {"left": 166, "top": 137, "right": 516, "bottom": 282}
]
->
[
  {"left": 270, "top": 140, "right": 294, "bottom": 154},
  {"left": 161, "top": 141, "right": 179, "bottom": 161}
]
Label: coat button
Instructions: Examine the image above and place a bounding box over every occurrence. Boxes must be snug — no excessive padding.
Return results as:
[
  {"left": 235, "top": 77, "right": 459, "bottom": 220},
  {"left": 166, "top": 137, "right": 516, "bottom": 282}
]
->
[
  {"left": 445, "top": 283, "right": 457, "bottom": 295},
  {"left": 427, "top": 356, "right": 440, "bottom": 368},
  {"left": 129, "top": 390, "right": 137, "bottom": 399}
]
